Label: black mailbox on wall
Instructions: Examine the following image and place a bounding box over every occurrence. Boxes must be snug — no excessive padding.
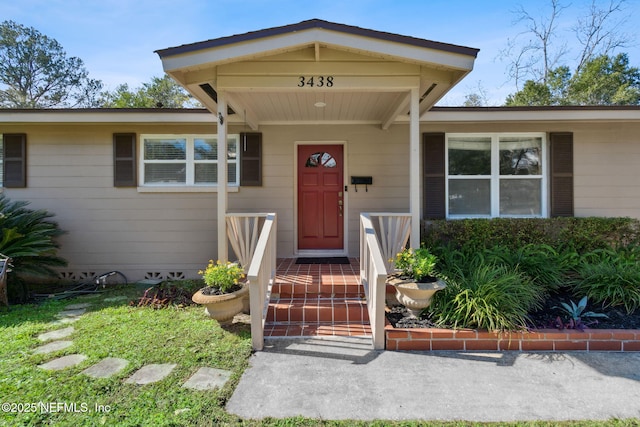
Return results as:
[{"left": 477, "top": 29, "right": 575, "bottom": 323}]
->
[
  {"left": 351, "top": 176, "right": 372, "bottom": 192},
  {"left": 351, "top": 176, "right": 373, "bottom": 185}
]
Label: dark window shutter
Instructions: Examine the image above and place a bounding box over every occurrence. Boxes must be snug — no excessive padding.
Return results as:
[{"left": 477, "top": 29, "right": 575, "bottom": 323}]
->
[
  {"left": 423, "top": 132, "right": 446, "bottom": 219},
  {"left": 3, "top": 133, "right": 27, "bottom": 188},
  {"left": 550, "top": 132, "right": 574, "bottom": 217},
  {"left": 113, "top": 133, "right": 137, "bottom": 187},
  {"left": 239, "top": 132, "right": 262, "bottom": 186}
]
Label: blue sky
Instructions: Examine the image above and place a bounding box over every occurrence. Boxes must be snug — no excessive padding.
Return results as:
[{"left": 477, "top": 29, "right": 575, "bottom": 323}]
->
[{"left": 3, "top": 0, "right": 639, "bottom": 105}]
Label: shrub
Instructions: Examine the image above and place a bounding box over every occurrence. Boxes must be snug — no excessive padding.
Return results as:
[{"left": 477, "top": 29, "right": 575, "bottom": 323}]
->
[
  {"left": 422, "top": 217, "right": 640, "bottom": 255},
  {"left": 394, "top": 247, "right": 438, "bottom": 282},
  {"left": 0, "top": 194, "right": 67, "bottom": 301},
  {"left": 428, "top": 262, "right": 545, "bottom": 331},
  {"left": 198, "top": 260, "right": 244, "bottom": 293}
]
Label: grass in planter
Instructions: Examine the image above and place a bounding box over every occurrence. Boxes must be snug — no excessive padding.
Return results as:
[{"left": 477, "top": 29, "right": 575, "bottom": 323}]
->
[
  {"left": 573, "top": 247, "right": 640, "bottom": 314},
  {"left": 482, "top": 244, "right": 576, "bottom": 293},
  {"left": 428, "top": 262, "right": 545, "bottom": 331},
  {"left": 0, "top": 284, "right": 252, "bottom": 426}
]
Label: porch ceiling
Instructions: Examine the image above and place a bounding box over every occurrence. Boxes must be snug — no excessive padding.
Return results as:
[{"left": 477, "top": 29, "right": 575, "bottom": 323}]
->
[
  {"left": 156, "top": 20, "right": 479, "bottom": 129},
  {"left": 226, "top": 91, "right": 411, "bottom": 124}
]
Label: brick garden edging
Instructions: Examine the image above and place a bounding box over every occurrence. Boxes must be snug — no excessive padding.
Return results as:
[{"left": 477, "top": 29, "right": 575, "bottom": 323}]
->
[{"left": 385, "top": 324, "right": 640, "bottom": 352}]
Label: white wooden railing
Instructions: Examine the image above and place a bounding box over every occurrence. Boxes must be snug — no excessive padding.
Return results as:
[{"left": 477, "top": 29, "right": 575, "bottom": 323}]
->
[
  {"left": 371, "top": 213, "right": 412, "bottom": 271},
  {"left": 241, "top": 213, "right": 277, "bottom": 351},
  {"left": 359, "top": 214, "right": 388, "bottom": 349},
  {"left": 359, "top": 213, "right": 411, "bottom": 349},
  {"left": 226, "top": 214, "right": 270, "bottom": 270}
]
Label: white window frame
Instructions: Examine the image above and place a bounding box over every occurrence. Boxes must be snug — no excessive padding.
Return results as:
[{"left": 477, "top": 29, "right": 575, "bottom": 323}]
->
[
  {"left": 445, "top": 132, "right": 548, "bottom": 219},
  {"left": 139, "top": 134, "right": 239, "bottom": 191}
]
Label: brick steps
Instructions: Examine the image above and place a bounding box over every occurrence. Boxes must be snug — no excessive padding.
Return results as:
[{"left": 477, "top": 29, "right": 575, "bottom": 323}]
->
[
  {"left": 271, "top": 283, "right": 363, "bottom": 297},
  {"left": 265, "top": 321, "right": 372, "bottom": 338},
  {"left": 266, "top": 296, "right": 368, "bottom": 322},
  {"left": 265, "top": 295, "right": 371, "bottom": 338},
  {"left": 265, "top": 259, "right": 371, "bottom": 339}
]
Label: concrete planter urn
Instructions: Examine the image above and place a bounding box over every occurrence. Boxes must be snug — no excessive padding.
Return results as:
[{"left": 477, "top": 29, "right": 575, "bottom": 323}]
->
[
  {"left": 192, "top": 284, "right": 249, "bottom": 323},
  {"left": 193, "top": 260, "right": 247, "bottom": 323},
  {"left": 387, "top": 273, "right": 446, "bottom": 316},
  {"left": 389, "top": 247, "right": 446, "bottom": 317}
]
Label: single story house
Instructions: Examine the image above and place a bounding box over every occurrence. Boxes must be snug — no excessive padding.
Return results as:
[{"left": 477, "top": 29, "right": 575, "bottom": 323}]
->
[{"left": 1, "top": 19, "right": 640, "bottom": 282}]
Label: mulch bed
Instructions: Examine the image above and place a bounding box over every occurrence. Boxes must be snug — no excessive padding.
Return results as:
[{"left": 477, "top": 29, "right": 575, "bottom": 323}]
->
[{"left": 386, "top": 289, "right": 640, "bottom": 330}]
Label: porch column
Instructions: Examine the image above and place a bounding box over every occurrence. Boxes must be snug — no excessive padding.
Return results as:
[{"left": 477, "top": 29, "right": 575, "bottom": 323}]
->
[
  {"left": 409, "top": 87, "right": 420, "bottom": 248},
  {"left": 217, "top": 92, "right": 229, "bottom": 261}
]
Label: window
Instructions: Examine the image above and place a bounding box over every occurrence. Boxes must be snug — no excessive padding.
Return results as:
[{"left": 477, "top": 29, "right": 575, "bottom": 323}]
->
[
  {"left": 1, "top": 134, "right": 27, "bottom": 188},
  {"left": 446, "top": 133, "right": 546, "bottom": 218},
  {"left": 305, "top": 152, "right": 336, "bottom": 168},
  {"left": 140, "top": 134, "right": 239, "bottom": 186},
  {"left": 0, "top": 135, "right": 3, "bottom": 187}
]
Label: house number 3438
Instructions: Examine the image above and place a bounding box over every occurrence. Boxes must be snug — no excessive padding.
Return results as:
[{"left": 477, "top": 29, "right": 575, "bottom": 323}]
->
[{"left": 297, "top": 76, "right": 334, "bottom": 87}]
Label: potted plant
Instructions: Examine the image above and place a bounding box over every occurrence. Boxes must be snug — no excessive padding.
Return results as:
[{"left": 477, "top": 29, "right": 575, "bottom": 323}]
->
[
  {"left": 387, "top": 248, "right": 446, "bottom": 316},
  {"left": 191, "top": 260, "right": 248, "bottom": 323}
]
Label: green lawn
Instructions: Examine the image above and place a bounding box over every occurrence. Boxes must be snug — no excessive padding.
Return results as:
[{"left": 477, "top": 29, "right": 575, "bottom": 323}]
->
[
  {"left": 0, "top": 285, "right": 252, "bottom": 426},
  {"left": 1, "top": 285, "right": 638, "bottom": 427}
]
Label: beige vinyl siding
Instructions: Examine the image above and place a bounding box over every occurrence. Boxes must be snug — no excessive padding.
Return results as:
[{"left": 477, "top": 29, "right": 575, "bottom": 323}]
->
[
  {"left": 2, "top": 124, "right": 221, "bottom": 281},
  {"left": 572, "top": 124, "right": 640, "bottom": 217},
  {"left": 229, "top": 127, "right": 296, "bottom": 256},
  {"left": 2, "top": 118, "right": 639, "bottom": 281},
  {"left": 343, "top": 126, "right": 411, "bottom": 254},
  {"left": 228, "top": 124, "right": 413, "bottom": 258}
]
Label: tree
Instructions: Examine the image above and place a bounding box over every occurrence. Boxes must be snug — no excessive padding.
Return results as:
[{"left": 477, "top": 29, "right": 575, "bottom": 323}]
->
[
  {"left": 463, "top": 82, "right": 489, "bottom": 106},
  {"left": 502, "top": 0, "right": 569, "bottom": 89},
  {"left": 568, "top": 53, "right": 640, "bottom": 105},
  {"left": 574, "top": 0, "right": 630, "bottom": 73},
  {"left": 502, "top": 0, "right": 637, "bottom": 106},
  {"left": 0, "top": 20, "right": 103, "bottom": 108},
  {"left": 505, "top": 65, "right": 571, "bottom": 106},
  {"left": 101, "top": 75, "right": 198, "bottom": 108},
  {"left": 505, "top": 81, "right": 553, "bottom": 106},
  {"left": 506, "top": 54, "right": 640, "bottom": 106}
]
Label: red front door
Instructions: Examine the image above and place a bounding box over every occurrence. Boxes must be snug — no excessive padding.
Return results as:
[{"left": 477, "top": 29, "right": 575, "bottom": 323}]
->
[{"left": 297, "top": 145, "right": 344, "bottom": 250}]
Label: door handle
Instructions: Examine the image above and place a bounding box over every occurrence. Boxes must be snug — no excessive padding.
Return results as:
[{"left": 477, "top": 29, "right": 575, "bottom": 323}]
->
[{"left": 338, "top": 199, "right": 343, "bottom": 216}]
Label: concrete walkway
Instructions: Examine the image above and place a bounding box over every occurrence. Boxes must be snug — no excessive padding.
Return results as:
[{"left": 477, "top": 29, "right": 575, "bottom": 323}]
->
[{"left": 227, "top": 337, "right": 640, "bottom": 422}]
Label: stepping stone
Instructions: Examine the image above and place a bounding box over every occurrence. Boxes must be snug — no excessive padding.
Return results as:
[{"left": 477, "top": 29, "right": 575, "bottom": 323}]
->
[
  {"left": 64, "top": 303, "right": 92, "bottom": 310},
  {"left": 103, "top": 296, "right": 129, "bottom": 302},
  {"left": 56, "top": 308, "right": 87, "bottom": 318},
  {"left": 51, "top": 317, "right": 80, "bottom": 325},
  {"left": 182, "top": 367, "right": 231, "bottom": 391},
  {"left": 38, "top": 326, "right": 74, "bottom": 342},
  {"left": 38, "top": 354, "right": 87, "bottom": 370},
  {"left": 125, "top": 363, "right": 176, "bottom": 385},
  {"left": 82, "top": 357, "right": 128, "bottom": 378},
  {"left": 33, "top": 340, "right": 73, "bottom": 354}
]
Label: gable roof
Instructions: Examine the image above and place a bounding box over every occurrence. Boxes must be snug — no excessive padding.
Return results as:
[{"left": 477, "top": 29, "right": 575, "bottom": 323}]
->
[
  {"left": 155, "top": 19, "right": 480, "bottom": 129},
  {"left": 156, "top": 19, "right": 479, "bottom": 59}
]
